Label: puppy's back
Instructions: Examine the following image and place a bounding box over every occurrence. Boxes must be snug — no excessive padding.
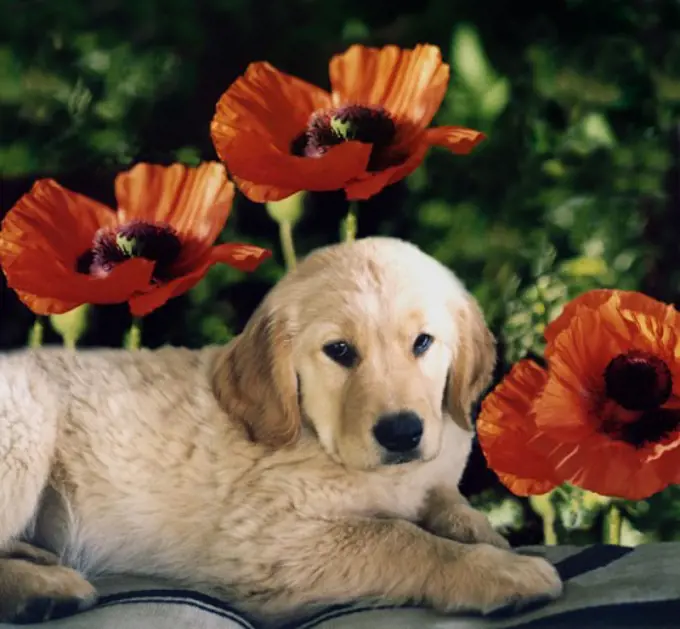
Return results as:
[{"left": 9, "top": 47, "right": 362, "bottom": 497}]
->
[{"left": 10, "top": 344, "right": 258, "bottom": 575}]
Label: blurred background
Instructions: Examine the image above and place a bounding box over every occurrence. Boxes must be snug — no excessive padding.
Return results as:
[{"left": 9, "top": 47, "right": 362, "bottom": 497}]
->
[{"left": 2, "top": 0, "right": 680, "bottom": 546}]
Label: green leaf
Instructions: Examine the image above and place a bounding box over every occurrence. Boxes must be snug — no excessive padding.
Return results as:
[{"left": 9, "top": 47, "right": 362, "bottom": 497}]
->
[
  {"left": 451, "top": 23, "right": 495, "bottom": 96},
  {"left": 581, "top": 112, "right": 616, "bottom": 148},
  {"left": 67, "top": 78, "right": 93, "bottom": 119},
  {"left": 0, "top": 47, "right": 23, "bottom": 104},
  {"left": 175, "top": 146, "right": 202, "bottom": 166},
  {"left": 479, "top": 77, "right": 510, "bottom": 121},
  {"left": 201, "top": 315, "right": 234, "bottom": 344},
  {"left": 527, "top": 46, "right": 557, "bottom": 99},
  {"left": 341, "top": 19, "right": 370, "bottom": 42},
  {"left": 0, "top": 144, "right": 39, "bottom": 177},
  {"left": 406, "top": 164, "right": 428, "bottom": 192},
  {"left": 542, "top": 159, "right": 566, "bottom": 179},
  {"left": 561, "top": 256, "right": 608, "bottom": 278}
]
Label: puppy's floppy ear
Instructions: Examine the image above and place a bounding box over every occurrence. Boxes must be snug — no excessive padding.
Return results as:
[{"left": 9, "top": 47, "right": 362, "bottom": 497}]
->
[
  {"left": 445, "top": 296, "right": 497, "bottom": 431},
  {"left": 211, "top": 302, "right": 300, "bottom": 448}
]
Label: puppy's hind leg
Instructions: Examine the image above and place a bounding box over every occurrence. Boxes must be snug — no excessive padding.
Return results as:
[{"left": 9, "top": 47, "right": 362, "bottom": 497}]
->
[
  {"left": 1, "top": 541, "right": 60, "bottom": 566},
  {"left": 0, "top": 364, "right": 97, "bottom": 623}
]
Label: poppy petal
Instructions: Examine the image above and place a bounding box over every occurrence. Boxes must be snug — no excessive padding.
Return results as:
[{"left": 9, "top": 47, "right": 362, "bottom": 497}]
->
[
  {"left": 343, "top": 169, "right": 395, "bottom": 201},
  {"left": 15, "top": 291, "right": 82, "bottom": 316},
  {"left": 115, "top": 163, "right": 234, "bottom": 251},
  {"left": 544, "top": 289, "right": 616, "bottom": 348},
  {"left": 544, "top": 289, "right": 679, "bottom": 352},
  {"left": 0, "top": 180, "right": 146, "bottom": 314},
  {"left": 128, "top": 244, "right": 272, "bottom": 317},
  {"left": 540, "top": 428, "right": 680, "bottom": 500},
  {"left": 344, "top": 139, "right": 429, "bottom": 200},
  {"left": 496, "top": 473, "right": 558, "bottom": 497},
  {"left": 231, "top": 176, "right": 300, "bottom": 203},
  {"left": 9, "top": 258, "right": 155, "bottom": 315},
  {"left": 535, "top": 298, "right": 680, "bottom": 482},
  {"left": 220, "top": 138, "right": 372, "bottom": 202},
  {"left": 0, "top": 179, "right": 115, "bottom": 267},
  {"left": 213, "top": 62, "right": 331, "bottom": 151},
  {"left": 426, "top": 126, "right": 487, "bottom": 154},
  {"left": 329, "top": 44, "right": 449, "bottom": 131},
  {"left": 210, "top": 243, "right": 273, "bottom": 272},
  {"left": 128, "top": 263, "right": 210, "bottom": 317},
  {"left": 477, "top": 359, "right": 560, "bottom": 496},
  {"left": 533, "top": 307, "right": 628, "bottom": 435},
  {"left": 211, "top": 62, "right": 372, "bottom": 202},
  {"left": 509, "top": 290, "right": 680, "bottom": 500}
]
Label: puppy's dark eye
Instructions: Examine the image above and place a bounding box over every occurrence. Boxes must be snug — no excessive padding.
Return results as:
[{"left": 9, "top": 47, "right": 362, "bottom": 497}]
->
[
  {"left": 322, "top": 341, "right": 358, "bottom": 368},
  {"left": 413, "top": 333, "right": 434, "bottom": 357}
]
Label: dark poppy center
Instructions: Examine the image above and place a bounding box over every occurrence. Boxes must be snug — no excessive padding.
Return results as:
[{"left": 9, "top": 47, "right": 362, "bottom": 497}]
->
[
  {"left": 76, "top": 220, "right": 181, "bottom": 282},
  {"left": 602, "top": 407, "right": 680, "bottom": 449},
  {"left": 290, "top": 104, "right": 400, "bottom": 171},
  {"left": 604, "top": 350, "right": 673, "bottom": 411}
]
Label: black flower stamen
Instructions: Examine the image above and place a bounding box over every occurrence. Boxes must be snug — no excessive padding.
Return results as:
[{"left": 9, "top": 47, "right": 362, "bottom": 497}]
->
[
  {"left": 290, "top": 104, "right": 401, "bottom": 171},
  {"left": 604, "top": 350, "right": 673, "bottom": 411},
  {"left": 79, "top": 220, "right": 182, "bottom": 282},
  {"left": 75, "top": 250, "right": 95, "bottom": 275},
  {"left": 599, "top": 349, "right": 678, "bottom": 448},
  {"left": 617, "top": 408, "right": 680, "bottom": 448}
]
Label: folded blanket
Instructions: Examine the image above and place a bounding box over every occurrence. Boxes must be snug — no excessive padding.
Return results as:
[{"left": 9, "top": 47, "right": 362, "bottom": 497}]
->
[{"left": 3, "top": 543, "right": 678, "bottom": 628}]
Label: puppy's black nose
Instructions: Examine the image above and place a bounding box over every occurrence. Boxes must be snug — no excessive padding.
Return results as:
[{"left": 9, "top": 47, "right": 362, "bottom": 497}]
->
[{"left": 372, "top": 411, "right": 423, "bottom": 453}]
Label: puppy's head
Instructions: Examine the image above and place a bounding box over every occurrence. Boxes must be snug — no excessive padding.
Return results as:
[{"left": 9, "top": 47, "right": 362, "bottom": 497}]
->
[{"left": 212, "top": 237, "right": 496, "bottom": 469}]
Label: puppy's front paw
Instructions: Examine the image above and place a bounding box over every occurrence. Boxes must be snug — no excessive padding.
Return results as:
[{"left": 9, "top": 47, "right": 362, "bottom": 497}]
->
[
  {"left": 427, "top": 504, "right": 510, "bottom": 550},
  {"left": 462, "top": 514, "right": 511, "bottom": 551},
  {"left": 0, "top": 561, "right": 98, "bottom": 624},
  {"left": 438, "top": 545, "right": 563, "bottom": 616},
  {"left": 476, "top": 546, "right": 562, "bottom": 615}
]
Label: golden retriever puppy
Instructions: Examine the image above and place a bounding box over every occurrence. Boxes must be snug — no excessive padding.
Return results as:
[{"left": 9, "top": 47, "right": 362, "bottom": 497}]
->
[{"left": 0, "top": 237, "right": 562, "bottom": 624}]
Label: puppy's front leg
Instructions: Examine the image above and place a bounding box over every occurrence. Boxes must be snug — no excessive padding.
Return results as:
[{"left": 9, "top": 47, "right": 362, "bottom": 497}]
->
[
  {"left": 248, "top": 517, "right": 561, "bottom": 617},
  {"left": 419, "top": 487, "right": 510, "bottom": 549},
  {"left": 0, "top": 559, "right": 97, "bottom": 624}
]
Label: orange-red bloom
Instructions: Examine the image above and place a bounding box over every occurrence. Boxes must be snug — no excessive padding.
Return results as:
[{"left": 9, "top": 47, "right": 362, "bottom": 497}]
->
[
  {"left": 479, "top": 290, "right": 680, "bottom": 501},
  {"left": 534, "top": 290, "right": 680, "bottom": 499},
  {"left": 0, "top": 162, "right": 271, "bottom": 317},
  {"left": 477, "top": 359, "right": 560, "bottom": 496},
  {"left": 211, "top": 44, "right": 485, "bottom": 202},
  {"left": 543, "top": 288, "right": 680, "bottom": 353}
]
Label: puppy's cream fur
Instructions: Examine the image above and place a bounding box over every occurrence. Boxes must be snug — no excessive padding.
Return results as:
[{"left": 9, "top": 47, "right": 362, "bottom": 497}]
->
[{"left": 0, "top": 237, "right": 562, "bottom": 623}]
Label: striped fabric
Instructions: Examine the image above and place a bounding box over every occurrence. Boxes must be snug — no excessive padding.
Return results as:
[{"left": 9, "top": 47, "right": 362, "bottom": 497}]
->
[{"left": 3, "top": 544, "right": 678, "bottom": 628}]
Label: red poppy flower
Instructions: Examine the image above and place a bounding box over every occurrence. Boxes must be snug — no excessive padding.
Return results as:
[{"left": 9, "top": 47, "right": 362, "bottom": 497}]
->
[
  {"left": 534, "top": 291, "right": 680, "bottom": 499},
  {"left": 210, "top": 44, "right": 485, "bottom": 202},
  {"left": 477, "top": 359, "right": 560, "bottom": 496},
  {"left": 0, "top": 162, "right": 271, "bottom": 317},
  {"left": 544, "top": 288, "right": 680, "bottom": 353}
]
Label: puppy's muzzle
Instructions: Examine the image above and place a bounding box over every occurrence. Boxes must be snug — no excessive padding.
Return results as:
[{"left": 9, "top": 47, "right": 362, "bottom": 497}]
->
[{"left": 372, "top": 411, "right": 423, "bottom": 464}]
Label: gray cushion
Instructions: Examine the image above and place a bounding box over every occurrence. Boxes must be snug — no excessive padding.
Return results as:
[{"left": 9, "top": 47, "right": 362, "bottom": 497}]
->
[{"left": 3, "top": 544, "right": 679, "bottom": 628}]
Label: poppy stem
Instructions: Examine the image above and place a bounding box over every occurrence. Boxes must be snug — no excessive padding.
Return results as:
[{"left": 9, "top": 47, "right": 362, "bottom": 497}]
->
[
  {"left": 278, "top": 220, "right": 297, "bottom": 272},
  {"left": 28, "top": 318, "right": 44, "bottom": 348},
  {"left": 603, "top": 504, "right": 623, "bottom": 546},
  {"left": 528, "top": 493, "right": 559, "bottom": 545},
  {"left": 542, "top": 518, "right": 558, "bottom": 546},
  {"left": 125, "top": 317, "right": 143, "bottom": 351},
  {"left": 342, "top": 202, "right": 359, "bottom": 242}
]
